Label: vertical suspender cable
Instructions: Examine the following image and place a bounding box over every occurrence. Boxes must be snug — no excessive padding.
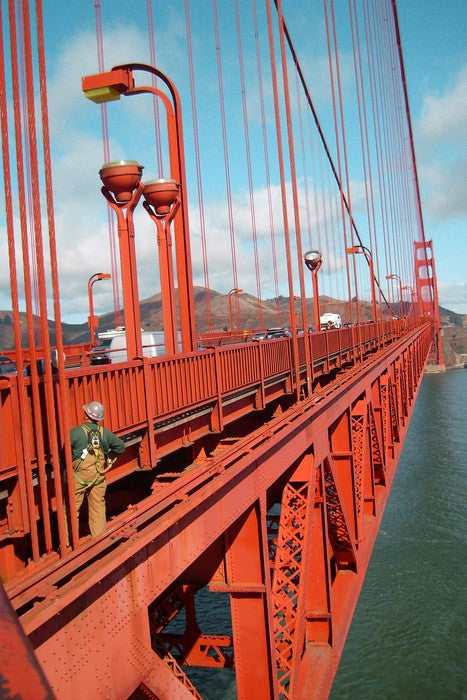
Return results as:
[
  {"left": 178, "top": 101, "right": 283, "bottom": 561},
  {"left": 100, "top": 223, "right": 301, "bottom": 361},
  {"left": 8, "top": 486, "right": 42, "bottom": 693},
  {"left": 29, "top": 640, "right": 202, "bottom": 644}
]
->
[
  {"left": 18, "top": 13, "right": 40, "bottom": 334},
  {"left": 386, "top": 3, "right": 415, "bottom": 288},
  {"left": 275, "top": 0, "right": 311, "bottom": 395},
  {"left": 351, "top": 0, "right": 383, "bottom": 320},
  {"left": 373, "top": 0, "right": 400, "bottom": 284},
  {"left": 0, "top": 2, "right": 40, "bottom": 560},
  {"left": 363, "top": 0, "right": 392, "bottom": 306},
  {"left": 265, "top": 0, "right": 301, "bottom": 400},
  {"left": 36, "top": 0, "right": 79, "bottom": 549},
  {"left": 9, "top": 0, "right": 52, "bottom": 556},
  {"left": 323, "top": 0, "right": 356, "bottom": 352},
  {"left": 234, "top": 0, "right": 263, "bottom": 328},
  {"left": 349, "top": 0, "right": 374, "bottom": 305},
  {"left": 328, "top": 166, "right": 339, "bottom": 307},
  {"left": 184, "top": 0, "right": 212, "bottom": 331},
  {"left": 390, "top": 0, "right": 426, "bottom": 246},
  {"left": 252, "top": 0, "right": 280, "bottom": 325},
  {"left": 329, "top": 0, "right": 362, "bottom": 339},
  {"left": 146, "top": 0, "right": 163, "bottom": 177},
  {"left": 212, "top": 0, "right": 240, "bottom": 320},
  {"left": 306, "top": 108, "right": 322, "bottom": 254},
  {"left": 94, "top": 0, "right": 121, "bottom": 327},
  {"left": 295, "top": 71, "right": 312, "bottom": 249},
  {"left": 350, "top": 0, "right": 384, "bottom": 325},
  {"left": 384, "top": 4, "right": 408, "bottom": 286},
  {"left": 21, "top": 0, "right": 69, "bottom": 553},
  {"left": 275, "top": 5, "right": 391, "bottom": 317}
]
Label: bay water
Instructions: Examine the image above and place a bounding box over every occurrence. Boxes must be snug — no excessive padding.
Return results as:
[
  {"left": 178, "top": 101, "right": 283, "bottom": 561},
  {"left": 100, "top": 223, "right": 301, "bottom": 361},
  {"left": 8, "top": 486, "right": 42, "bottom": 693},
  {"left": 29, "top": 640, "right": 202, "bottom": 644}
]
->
[
  {"left": 331, "top": 370, "right": 466, "bottom": 699},
  {"left": 181, "top": 371, "right": 466, "bottom": 698}
]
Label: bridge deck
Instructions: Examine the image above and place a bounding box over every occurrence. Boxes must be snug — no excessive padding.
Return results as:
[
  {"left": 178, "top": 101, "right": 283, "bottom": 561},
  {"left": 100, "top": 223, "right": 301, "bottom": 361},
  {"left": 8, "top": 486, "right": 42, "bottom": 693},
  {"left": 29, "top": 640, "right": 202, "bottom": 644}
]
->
[
  {"left": 2, "top": 321, "right": 432, "bottom": 699},
  {"left": 1, "top": 320, "right": 408, "bottom": 574}
]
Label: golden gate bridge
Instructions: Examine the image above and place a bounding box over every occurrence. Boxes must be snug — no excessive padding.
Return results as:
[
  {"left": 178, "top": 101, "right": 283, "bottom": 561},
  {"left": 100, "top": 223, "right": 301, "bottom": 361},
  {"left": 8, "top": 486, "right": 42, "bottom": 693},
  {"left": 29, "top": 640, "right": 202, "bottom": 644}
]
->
[{"left": 0, "top": 0, "right": 443, "bottom": 698}]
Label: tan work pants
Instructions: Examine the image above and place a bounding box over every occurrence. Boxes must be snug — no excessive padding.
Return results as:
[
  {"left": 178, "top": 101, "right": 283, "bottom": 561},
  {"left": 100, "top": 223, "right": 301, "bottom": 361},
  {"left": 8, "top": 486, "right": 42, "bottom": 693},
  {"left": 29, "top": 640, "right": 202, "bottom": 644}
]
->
[{"left": 74, "top": 459, "right": 107, "bottom": 538}]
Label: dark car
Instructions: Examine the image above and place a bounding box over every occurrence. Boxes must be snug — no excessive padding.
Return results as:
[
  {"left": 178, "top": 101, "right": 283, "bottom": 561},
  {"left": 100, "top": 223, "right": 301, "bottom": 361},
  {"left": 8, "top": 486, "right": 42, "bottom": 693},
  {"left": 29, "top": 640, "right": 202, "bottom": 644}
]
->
[
  {"left": 0, "top": 355, "right": 16, "bottom": 374},
  {"left": 89, "top": 339, "right": 112, "bottom": 365},
  {"left": 266, "top": 327, "right": 291, "bottom": 339},
  {"left": 252, "top": 332, "right": 267, "bottom": 341}
]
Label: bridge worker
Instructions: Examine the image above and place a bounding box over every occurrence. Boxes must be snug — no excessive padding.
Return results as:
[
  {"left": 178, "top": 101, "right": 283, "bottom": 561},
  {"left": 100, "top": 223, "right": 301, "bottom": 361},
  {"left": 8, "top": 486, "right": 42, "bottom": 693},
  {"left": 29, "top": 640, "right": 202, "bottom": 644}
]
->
[{"left": 70, "top": 401, "right": 125, "bottom": 538}]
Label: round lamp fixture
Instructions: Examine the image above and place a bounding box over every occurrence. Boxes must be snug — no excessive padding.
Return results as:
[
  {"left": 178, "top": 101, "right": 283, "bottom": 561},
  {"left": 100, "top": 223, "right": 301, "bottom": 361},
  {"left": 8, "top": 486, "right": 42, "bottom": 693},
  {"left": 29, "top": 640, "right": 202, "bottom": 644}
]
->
[
  {"left": 99, "top": 160, "right": 143, "bottom": 202},
  {"left": 304, "top": 249, "right": 322, "bottom": 271},
  {"left": 143, "top": 179, "right": 179, "bottom": 216}
]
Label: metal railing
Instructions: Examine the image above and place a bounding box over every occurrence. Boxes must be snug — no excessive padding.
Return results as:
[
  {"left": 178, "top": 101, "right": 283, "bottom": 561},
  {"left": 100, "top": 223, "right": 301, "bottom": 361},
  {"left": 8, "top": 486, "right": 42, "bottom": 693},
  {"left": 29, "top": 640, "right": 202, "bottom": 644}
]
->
[{"left": 0, "top": 318, "right": 428, "bottom": 577}]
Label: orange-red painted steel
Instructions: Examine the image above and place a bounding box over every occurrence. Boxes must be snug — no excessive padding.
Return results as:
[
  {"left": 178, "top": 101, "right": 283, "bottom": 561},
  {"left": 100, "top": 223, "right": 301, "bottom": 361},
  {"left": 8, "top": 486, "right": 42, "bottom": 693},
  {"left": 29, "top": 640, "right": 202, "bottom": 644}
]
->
[
  {"left": 0, "top": 320, "right": 412, "bottom": 549},
  {"left": 1, "top": 322, "right": 432, "bottom": 699}
]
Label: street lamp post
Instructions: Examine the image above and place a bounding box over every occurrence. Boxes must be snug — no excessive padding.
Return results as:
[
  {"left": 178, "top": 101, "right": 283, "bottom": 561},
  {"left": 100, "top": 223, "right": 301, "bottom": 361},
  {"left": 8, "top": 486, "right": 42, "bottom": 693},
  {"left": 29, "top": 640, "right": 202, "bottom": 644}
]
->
[
  {"left": 228, "top": 288, "right": 243, "bottom": 332},
  {"left": 83, "top": 63, "right": 196, "bottom": 353},
  {"left": 291, "top": 295, "right": 300, "bottom": 328},
  {"left": 386, "top": 274, "right": 404, "bottom": 317},
  {"left": 346, "top": 245, "right": 378, "bottom": 323},
  {"left": 100, "top": 160, "right": 144, "bottom": 361},
  {"left": 87, "top": 272, "right": 111, "bottom": 346},
  {"left": 304, "top": 250, "right": 322, "bottom": 331},
  {"left": 402, "top": 284, "right": 416, "bottom": 318},
  {"left": 142, "top": 179, "right": 181, "bottom": 355}
]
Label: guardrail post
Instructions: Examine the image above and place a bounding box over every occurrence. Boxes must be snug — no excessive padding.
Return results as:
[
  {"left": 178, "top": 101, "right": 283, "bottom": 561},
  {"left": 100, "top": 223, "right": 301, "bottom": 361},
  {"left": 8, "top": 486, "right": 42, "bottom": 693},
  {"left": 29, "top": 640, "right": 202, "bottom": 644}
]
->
[
  {"left": 209, "top": 347, "right": 224, "bottom": 433},
  {"left": 308, "top": 332, "right": 315, "bottom": 387},
  {"left": 337, "top": 328, "right": 342, "bottom": 368},
  {"left": 254, "top": 341, "right": 266, "bottom": 410},
  {"left": 140, "top": 360, "right": 158, "bottom": 468},
  {"left": 286, "top": 338, "right": 294, "bottom": 395}
]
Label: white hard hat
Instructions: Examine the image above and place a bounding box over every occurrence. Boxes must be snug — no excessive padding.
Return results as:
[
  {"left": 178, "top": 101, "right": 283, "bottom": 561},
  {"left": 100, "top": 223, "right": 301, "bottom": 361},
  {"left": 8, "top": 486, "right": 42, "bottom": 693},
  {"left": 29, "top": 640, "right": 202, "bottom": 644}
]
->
[{"left": 83, "top": 401, "right": 104, "bottom": 421}]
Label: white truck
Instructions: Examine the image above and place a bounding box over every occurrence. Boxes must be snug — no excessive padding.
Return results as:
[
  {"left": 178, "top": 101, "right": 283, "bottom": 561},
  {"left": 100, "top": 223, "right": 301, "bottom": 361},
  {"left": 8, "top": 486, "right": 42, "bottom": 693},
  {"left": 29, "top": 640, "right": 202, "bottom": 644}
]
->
[
  {"left": 98, "top": 328, "right": 167, "bottom": 363},
  {"left": 320, "top": 312, "right": 342, "bottom": 330}
]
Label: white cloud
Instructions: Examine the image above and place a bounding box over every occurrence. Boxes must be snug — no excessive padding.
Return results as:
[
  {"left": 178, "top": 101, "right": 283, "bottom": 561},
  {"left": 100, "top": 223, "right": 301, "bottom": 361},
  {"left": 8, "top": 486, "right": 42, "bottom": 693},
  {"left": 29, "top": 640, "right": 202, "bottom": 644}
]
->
[
  {"left": 419, "top": 66, "right": 467, "bottom": 146},
  {"left": 417, "top": 65, "right": 467, "bottom": 222},
  {"left": 438, "top": 281, "right": 467, "bottom": 315},
  {"left": 421, "top": 157, "right": 467, "bottom": 219},
  {"left": 38, "top": 21, "right": 187, "bottom": 319},
  {"left": 0, "top": 17, "right": 369, "bottom": 323}
]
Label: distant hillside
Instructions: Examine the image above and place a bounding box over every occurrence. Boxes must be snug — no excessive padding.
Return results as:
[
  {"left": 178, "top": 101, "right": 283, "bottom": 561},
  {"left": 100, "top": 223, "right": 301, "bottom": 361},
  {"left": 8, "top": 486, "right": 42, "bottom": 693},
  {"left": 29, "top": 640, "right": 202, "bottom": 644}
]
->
[
  {"left": 439, "top": 305, "right": 464, "bottom": 327},
  {"left": 0, "top": 311, "right": 87, "bottom": 350},
  {"left": 0, "top": 291, "right": 465, "bottom": 369}
]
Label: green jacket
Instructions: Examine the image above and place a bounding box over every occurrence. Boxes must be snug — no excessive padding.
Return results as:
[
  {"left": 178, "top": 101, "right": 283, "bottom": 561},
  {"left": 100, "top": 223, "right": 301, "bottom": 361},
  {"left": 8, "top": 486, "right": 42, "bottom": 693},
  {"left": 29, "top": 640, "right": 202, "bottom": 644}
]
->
[{"left": 70, "top": 422, "right": 126, "bottom": 462}]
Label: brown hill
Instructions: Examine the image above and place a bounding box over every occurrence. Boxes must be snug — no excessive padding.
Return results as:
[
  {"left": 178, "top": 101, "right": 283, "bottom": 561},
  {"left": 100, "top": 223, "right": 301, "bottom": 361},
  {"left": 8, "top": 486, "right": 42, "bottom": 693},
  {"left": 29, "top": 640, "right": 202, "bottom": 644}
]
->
[
  {"left": 0, "top": 290, "right": 465, "bottom": 369},
  {"left": 94, "top": 287, "right": 376, "bottom": 337}
]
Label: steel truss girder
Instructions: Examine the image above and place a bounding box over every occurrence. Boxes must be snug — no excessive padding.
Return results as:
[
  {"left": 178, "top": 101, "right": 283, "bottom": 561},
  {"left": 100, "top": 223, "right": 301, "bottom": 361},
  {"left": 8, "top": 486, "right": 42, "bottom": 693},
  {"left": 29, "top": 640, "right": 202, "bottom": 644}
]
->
[
  {"left": 271, "top": 478, "right": 310, "bottom": 695},
  {"left": 6, "top": 326, "right": 431, "bottom": 699}
]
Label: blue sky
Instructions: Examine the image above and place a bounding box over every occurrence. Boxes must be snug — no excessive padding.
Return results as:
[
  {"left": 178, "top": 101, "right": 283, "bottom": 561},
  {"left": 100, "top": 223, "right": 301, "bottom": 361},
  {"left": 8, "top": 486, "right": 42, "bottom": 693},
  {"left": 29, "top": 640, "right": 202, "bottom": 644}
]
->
[
  {"left": 1, "top": 1, "right": 465, "bottom": 322},
  {"left": 396, "top": 0, "right": 467, "bottom": 313}
]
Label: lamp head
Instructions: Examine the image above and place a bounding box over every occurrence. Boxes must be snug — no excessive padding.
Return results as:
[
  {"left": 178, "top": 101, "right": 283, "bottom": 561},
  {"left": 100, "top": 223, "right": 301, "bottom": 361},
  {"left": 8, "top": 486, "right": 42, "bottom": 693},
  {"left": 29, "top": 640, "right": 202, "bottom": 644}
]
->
[
  {"left": 143, "top": 178, "right": 179, "bottom": 216},
  {"left": 304, "top": 250, "right": 322, "bottom": 271},
  {"left": 82, "top": 68, "right": 133, "bottom": 103},
  {"left": 99, "top": 160, "right": 143, "bottom": 202}
]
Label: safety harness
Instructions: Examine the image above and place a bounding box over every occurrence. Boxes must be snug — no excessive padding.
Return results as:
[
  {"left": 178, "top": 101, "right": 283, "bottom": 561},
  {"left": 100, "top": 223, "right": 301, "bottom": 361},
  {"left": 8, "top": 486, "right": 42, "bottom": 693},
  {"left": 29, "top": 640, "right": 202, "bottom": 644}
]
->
[{"left": 72, "top": 425, "right": 116, "bottom": 487}]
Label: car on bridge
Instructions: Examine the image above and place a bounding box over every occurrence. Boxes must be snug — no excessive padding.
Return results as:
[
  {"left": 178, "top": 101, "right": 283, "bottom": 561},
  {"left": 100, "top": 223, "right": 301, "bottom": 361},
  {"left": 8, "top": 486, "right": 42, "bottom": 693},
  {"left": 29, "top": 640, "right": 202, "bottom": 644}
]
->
[
  {"left": 266, "top": 327, "right": 292, "bottom": 339},
  {"left": 89, "top": 339, "right": 112, "bottom": 365},
  {"left": 0, "top": 355, "right": 16, "bottom": 374}
]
